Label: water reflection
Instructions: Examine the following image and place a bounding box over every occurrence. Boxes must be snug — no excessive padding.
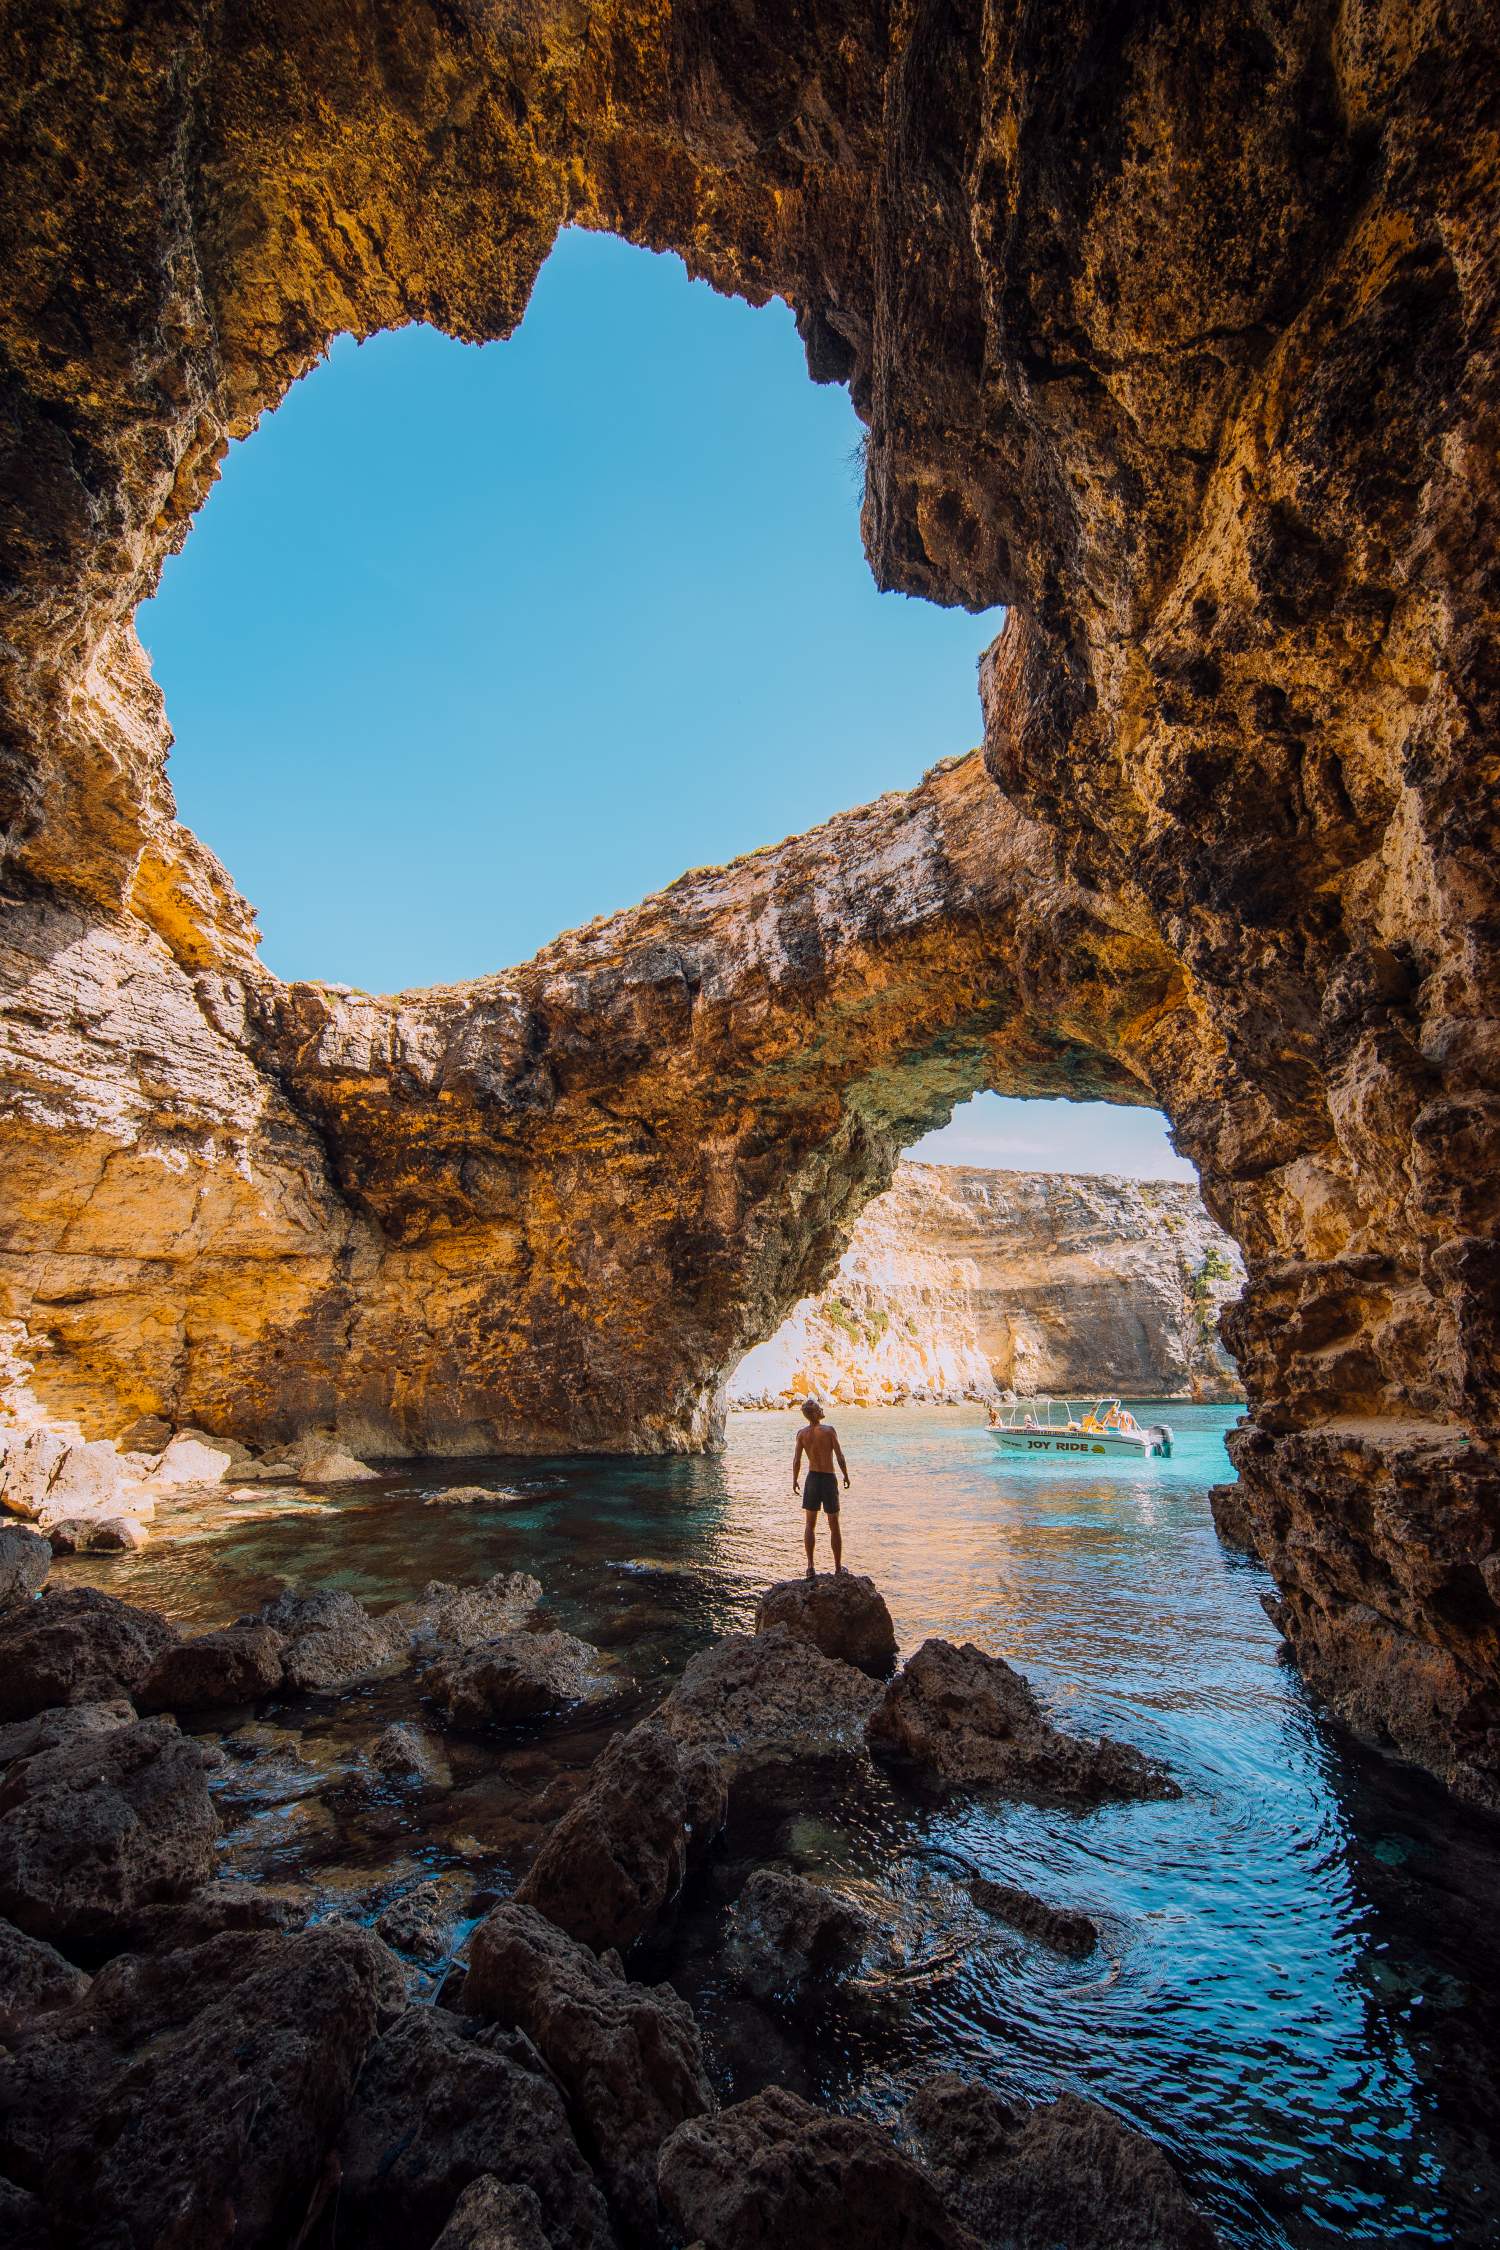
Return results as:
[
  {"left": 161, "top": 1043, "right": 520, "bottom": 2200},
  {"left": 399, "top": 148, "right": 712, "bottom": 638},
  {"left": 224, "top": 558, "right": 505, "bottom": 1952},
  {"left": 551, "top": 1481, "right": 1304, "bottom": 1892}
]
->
[{"left": 58, "top": 1404, "right": 1500, "bottom": 2246}]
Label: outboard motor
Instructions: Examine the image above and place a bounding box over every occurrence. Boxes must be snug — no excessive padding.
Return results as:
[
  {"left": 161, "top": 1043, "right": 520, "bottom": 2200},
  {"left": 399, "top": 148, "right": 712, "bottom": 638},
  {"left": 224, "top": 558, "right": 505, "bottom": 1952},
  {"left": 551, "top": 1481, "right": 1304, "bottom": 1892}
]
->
[{"left": 1150, "top": 1424, "right": 1174, "bottom": 1458}]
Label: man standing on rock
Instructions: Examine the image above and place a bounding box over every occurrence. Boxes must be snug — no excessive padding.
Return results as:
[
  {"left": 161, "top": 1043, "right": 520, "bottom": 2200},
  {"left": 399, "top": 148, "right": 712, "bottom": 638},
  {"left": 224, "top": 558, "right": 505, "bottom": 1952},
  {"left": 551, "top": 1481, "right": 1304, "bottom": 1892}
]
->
[{"left": 792, "top": 1398, "right": 850, "bottom": 1576}]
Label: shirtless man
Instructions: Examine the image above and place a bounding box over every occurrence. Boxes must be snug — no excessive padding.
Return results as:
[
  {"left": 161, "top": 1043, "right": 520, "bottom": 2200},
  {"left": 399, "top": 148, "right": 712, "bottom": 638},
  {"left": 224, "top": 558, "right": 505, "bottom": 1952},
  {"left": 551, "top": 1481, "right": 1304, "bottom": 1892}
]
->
[{"left": 791, "top": 1398, "right": 850, "bottom": 1577}]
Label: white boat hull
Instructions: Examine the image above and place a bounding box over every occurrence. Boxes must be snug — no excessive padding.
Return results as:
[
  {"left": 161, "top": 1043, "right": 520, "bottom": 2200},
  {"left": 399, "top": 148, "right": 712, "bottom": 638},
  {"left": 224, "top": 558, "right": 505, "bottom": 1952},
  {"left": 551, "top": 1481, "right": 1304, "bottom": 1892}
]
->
[{"left": 990, "top": 1427, "right": 1167, "bottom": 1459}]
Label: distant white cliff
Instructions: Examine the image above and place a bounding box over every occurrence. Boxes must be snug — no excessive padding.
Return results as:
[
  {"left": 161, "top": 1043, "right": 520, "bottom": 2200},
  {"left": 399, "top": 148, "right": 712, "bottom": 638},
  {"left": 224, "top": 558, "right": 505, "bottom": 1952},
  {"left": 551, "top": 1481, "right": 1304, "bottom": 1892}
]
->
[{"left": 729, "top": 1162, "right": 1244, "bottom": 1409}]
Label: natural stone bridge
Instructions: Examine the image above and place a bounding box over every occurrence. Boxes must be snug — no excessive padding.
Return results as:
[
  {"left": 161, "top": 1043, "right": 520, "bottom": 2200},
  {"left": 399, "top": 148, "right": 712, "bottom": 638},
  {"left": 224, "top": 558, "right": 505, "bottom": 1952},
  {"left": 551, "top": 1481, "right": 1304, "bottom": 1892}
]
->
[{"left": 1, "top": 0, "right": 1496, "bottom": 1806}]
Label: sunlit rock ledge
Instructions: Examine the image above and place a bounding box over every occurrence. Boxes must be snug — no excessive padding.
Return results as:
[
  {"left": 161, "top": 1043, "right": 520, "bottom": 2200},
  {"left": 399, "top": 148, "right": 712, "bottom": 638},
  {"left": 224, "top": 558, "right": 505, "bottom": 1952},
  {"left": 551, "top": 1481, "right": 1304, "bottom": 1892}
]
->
[{"left": 730, "top": 1162, "right": 1244, "bottom": 1410}]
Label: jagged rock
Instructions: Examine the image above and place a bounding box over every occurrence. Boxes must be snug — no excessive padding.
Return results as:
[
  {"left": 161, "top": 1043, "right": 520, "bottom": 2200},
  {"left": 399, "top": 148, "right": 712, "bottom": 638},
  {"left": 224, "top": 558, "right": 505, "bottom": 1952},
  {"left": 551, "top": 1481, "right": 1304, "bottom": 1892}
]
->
[
  {"left": 336, "top": 2004, "right": 614, "bottom": 2250},
  {"left": 658, "top": 2085, "right": 978, "bottom": 2250},
  {"left": 1208, "top": 1483, "right": 1260, "bottom": 1557},
  {"left": 138, "top": 1623, "right": 286, "bottom": 1710},
  {"left": 732, "top": 1164, "right": 1244, "bottom": 1408},
  {"left": 426, "top": 1485, "right": 516, "bottom": 1509},
  {"left": 126, "top": 1878, "right": 317, "bottom": 1950},
  {"left": 0, "top": 1426, "right": 152, "bottom": 1534},
  {"left": 754, "top": 1575, "right": 897, "bottom": 1677},
  {"left": 434, "top": 2177, "right": 551, "bottom": 2250},
  {"left": 867, "top": 1640, "right": 1178, "bottom": 1804},
  {"left": 0, "top": 1585, "right": 175, "bottom": 1720},
  {"left": 967, "top": 1877, "right": 1098, "bottom": 1959},
  {"left": 375, "top": 1880, "right": 456, "bottom": 1963},
  {"left": 662, "top": 1628, "right": 881, "bottom": 1779},
  {"left": 464, "top": 1900, "right": 711, "bottom": 2244},
  {"left": 45, "top": 1512, "right": 150, "bottom": 1552},
  {"left": 242, "top": 1585, "right": 400, "bottom": 1692},
  {"left": 0, "top": 1713, "right": 218, "bottom": 1941},
  {"left": 234, "top": 1457, "right": 301, "bottom": 1483},
  {"left": 368, "top": 1719, "right": 453, "bottom": 1791},
  {"left": 145, "top": 1432, "right": 234, "bottom": 1487},
  {"left": 386, "top": 1572, "right": 543, "bottom": 1653},
  {"left": 516, "top": 1718, "right": 725, "bottom": 1953},
  {"left": 0, "top": 1697, "right": 134, "bottom": 1769},
  {"left": 294, "top": 1431, "right": 380, "bottom": 1484},
  {"left": 431, "top": 1630, "right": 611, "bottom": 1725},
  {"left": 902, "top": 2074, "right": 1218, "bottom": 2250},
  {"left": 0, "top": 1915, "right": 90, "bottom": 2039},
  {"left": 724, "top": 1868, "right": 874, "bottom": 2002},
  {"left": 0, "top": 1925, "right": 391, "bottom": 2246},
  {"left": 0, "top": 1523, "right": 50, "bottom": 1604}
]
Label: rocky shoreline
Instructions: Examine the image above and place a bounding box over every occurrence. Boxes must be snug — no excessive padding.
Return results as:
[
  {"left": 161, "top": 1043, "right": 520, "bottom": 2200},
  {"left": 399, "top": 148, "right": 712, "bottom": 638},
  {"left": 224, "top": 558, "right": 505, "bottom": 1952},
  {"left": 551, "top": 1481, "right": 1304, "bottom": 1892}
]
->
[{"left": 0, "top": 1527, "right": 1216, "bottom": 2250}]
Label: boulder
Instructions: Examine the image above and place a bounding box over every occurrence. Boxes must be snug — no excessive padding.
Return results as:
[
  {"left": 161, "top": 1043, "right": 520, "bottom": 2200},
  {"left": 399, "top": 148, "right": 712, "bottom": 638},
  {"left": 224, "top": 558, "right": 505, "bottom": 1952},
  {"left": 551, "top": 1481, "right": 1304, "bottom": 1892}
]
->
[
  {"left": 901, "top": 2074, "right": 1219, "bottom": 2250},
  {"left": 866, "top": 1641, "right": 1179, "bottom": 1804},
  {"left": 0, "top": 1915, "right": 90, "bottom": 2039},
  {"left": 375, "top": 1879, "right": 456, "bottom": 1963},
  {"left": 661, "top": 1627, "right": 881, "bottom": 1779},
  {"left": 242, "top": 1585, "right": 400, "bottom": 1692},
  {"left": 368, "top": 1719, "right": 453, "bottom": 1791},
  {"left": 723, "top": 1868, "right": 874, "bottom": 2002},
  {"left": 335, "top": 2003, "right": 614, "bottom": 2250},
  {"left": 431, "top": 1629, "right": 611, "bottom": 1725},
  {"left": 658, "top": 2085, "right": 978, "bottom": 2250},
  {"left": 0, "top": 1523, "right": 50, "bottom": 1604},
  {"left": 0, "top": 1698, "right": 135, "bottom": 1769},
  {"left": 464, "top": 1901, "right": 711, "bottom": 2245},
  {"left": 434, "top": 2176, "right": 551, "bottom": 2250},
  {"left": 516, "top": 1718, "right": 725, "bottom": 1953},
  {"left": 126, "top": 1877, "right": 317, "bottom": 1950},
  {"left": 293, "top": 1431, "right": 380, "bottom": 1484},
  {"left": 386, "top": 1571, "right": 543, "bottom": 1654},
  {"left": 0, "top": 1424, "right": 152, "bottom": 1533},
  {"left": 45, "top": 1512, "right": 149, "bottom": 1552},
  {"left": 0, "top": 1585, "right": 175, "bottom": 1720},
  {"left": 754, "top": 1574, "right": 897, "bottom": 1676},
  {"left": 0, "top": 1713, "right": 218, "bottom": 1941},
  {"left": 967, "top": 1876, "right": 1098, "bottom": 1958},
  {"left": 145, "top": 1433, "right": 234, "bottom": 1488},
  {"left": 138, "top": 1624, "right": 286, "bottom": 1710},
  {"left": 0, "top": 1925, "right": 391, "bottom": 2247}
]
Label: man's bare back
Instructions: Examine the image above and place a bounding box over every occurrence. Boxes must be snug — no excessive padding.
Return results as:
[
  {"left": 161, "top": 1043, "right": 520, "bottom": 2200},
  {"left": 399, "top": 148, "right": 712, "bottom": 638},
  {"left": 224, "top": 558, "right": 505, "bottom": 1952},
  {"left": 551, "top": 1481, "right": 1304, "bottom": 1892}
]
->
[
  {"left": 792, "top": 1399, "right": 849, "bottom": 1576},
  {"left": 796, "top": 1420, "right": 841, "bottom": 1475}
]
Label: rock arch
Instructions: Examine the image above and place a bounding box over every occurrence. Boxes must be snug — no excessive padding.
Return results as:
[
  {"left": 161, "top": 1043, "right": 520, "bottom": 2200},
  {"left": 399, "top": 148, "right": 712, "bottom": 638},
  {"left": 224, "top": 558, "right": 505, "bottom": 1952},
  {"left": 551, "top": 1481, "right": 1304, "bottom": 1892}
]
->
[{"left": 1, "top": 2, "right": 1496, "bottom": 1801}]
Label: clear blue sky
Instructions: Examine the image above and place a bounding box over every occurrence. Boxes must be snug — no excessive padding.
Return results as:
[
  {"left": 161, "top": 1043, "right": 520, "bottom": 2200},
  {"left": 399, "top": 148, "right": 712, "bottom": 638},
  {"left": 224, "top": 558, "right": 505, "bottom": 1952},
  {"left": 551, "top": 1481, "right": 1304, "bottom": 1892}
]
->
[{"left": 138, "top": 226, "right": 1191, "bottom": 1182}]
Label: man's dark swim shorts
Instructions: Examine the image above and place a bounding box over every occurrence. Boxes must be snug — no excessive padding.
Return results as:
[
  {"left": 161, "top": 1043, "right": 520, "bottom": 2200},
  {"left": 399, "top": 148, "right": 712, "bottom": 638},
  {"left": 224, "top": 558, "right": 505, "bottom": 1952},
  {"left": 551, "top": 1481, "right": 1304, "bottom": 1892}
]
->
[{"left": 802, "top": 1470, "right": 840, "bottom": 1514}]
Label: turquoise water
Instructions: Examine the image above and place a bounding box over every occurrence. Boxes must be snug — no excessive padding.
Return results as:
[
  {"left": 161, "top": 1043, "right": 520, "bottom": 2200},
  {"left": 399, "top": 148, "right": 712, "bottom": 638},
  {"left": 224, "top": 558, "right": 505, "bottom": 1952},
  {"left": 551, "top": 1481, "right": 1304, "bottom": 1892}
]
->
[{"left": 63, "top": 1403, "right": 1500, "bottom": 2245}]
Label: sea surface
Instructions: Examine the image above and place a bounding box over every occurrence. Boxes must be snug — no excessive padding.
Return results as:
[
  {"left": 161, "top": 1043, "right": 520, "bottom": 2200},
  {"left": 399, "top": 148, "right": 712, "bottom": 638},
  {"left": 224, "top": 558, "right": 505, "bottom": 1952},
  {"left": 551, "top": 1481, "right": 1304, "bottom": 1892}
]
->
[{"left": 62, "top": 1404, "right": 1500, "bottom": 2247}]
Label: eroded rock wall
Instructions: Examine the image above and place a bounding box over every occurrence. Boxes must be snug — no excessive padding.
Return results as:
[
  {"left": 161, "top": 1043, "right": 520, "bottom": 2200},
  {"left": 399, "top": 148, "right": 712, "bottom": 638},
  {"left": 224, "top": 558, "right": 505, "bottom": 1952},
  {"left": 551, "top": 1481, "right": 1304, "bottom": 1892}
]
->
[
  {"left": 1, "top": 1, "right": 1497, "bottom": 1798},
  {"left": 729, "top": 1162, "right": 1244, "bottom": 1408}
]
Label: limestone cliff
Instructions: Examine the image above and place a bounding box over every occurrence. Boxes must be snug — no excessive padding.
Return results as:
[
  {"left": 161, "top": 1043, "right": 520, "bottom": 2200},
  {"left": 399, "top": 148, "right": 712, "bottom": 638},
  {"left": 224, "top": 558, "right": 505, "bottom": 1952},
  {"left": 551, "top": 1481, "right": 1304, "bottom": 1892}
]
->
[
  {"left": 1, "top": 1, "right": 1496, "bottom": 1802},
  {"left": 730, "top": 1164, "right": 1244, "bottom": 1408}
]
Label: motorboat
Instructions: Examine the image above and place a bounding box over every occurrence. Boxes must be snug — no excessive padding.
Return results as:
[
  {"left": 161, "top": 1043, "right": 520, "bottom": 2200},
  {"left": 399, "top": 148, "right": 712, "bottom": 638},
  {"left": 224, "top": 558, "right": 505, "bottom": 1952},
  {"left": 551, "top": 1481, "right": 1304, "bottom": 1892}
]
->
[{"left": 986, "top": 1396, "right": 1173, "bottom": 1459}]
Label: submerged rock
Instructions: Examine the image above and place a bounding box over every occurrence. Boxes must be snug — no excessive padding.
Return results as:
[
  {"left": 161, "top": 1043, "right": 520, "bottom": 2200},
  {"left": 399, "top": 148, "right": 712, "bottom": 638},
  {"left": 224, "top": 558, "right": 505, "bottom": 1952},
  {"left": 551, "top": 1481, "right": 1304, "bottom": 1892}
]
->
[
  {"left": 658, "top": 2084, "right": 978, "bottom": 2250},
  {"left": 0, "top": 1523, "right": 51, "bottom": 1604},
  {"left": 431, "top": 1629, "right": 611, "bottom": 1725},
  {"left": 724, "top": 1868, "right": 875, "bottom": 2002},
  {"left": 902, "top": 2073, "right": 1219, "bottom": 2250},
  {"left": 335, "top": 2003, "right": 614, "bottom": 2250},
  {"left": 867, "top": 1640, "right": 1178, "bottom": 1804},
  {"left": 434, "top": 2176, "right": 551, "bottom": 2250},
  {"left": 661, "top": 1627, "right": 881, "bottom": 1779},
  {"left": 0, "top": 1713, "right": 218, "bottom": 1941},
  {"left": 516, "top": 1717, "right": 725, "bottom": 1953},
  {"left": 967, "top": 1876, "right": 1098, "bottom": 1958},
  {"left": 755, "top": 1572, "right": 898, "bottom": 1676},
  {"left": 0, "top": 1925, "right": 391, "bottom": 2247},
  {"left": 0, "top": 1584, "right": 175, "bottom": 1719},
  {"left": 464, "top": 1900, "right": 711, "bottom": 2245},
  {"left": 138, "top": 1623, "right": 286, "bottom": 1710},
  {"left": 0, "top": 1914, "right": 90, "bottom": 2039}
]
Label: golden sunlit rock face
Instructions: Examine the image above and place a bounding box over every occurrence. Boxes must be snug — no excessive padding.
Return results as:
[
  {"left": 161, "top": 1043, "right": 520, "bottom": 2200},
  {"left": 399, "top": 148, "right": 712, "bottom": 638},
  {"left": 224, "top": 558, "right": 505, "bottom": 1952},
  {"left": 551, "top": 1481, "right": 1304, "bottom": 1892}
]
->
[{"left": 0, "top": 3, "right": 1496, "bottom": 1799}]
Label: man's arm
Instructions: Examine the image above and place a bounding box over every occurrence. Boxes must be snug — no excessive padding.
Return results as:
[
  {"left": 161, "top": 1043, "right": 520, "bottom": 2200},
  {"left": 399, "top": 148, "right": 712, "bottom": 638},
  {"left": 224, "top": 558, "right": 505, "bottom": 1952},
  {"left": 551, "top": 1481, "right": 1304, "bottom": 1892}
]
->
[
  {"left": 832, "top": 1430, "right": 850, "bottom": 1487},
  {"left": 792, "top": 1428, "right": 806, "bottom": 1491}
]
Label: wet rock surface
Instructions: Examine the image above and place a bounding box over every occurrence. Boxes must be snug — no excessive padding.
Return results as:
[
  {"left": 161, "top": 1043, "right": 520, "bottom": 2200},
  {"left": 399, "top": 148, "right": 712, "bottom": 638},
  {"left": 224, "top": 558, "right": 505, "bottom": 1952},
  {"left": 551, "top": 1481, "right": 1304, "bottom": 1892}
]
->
[
  {"left": 754, "top": 1573, "right": 897, "bottom": 1676},
  {"left": 966, "top": 1876, "right": 1098, "bottom": 1959},
  {"left": 431, "top": 1628, "right": 611, "bottom": 1725},
  {"left": 464, "top": 1901, "right": 712, "bottom": 2245},
  {"left": 662, "top": 1628, "right": 881, "bottom": 1779},
  {"left": 0, "top": 1713, "right": 217, "bottom": 1941},
  {"left": 336, "top": 2003, "right": 615, "bottom": 2250},
  {"left": 723, "top": 1868, "right": 874, "bottom": 2002},
  {"left": 0, "top": 1585, "right": 175, "bottom": 1719},
  {"left": 868, "top": 1639, "right": 1179, "bottom": 1804},
  {"left": 0, "top": 1925, "right": 391, "bottom": 2246},
  {"left": 658, "top": 2084, "right": 979, "bottom": 2250},
  {"left": 517, "top": 1718, "right": 725, "bottom": 1953},
  {"left": 903, "top": 2073, "right": 1219, "bottom": 2250}
]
